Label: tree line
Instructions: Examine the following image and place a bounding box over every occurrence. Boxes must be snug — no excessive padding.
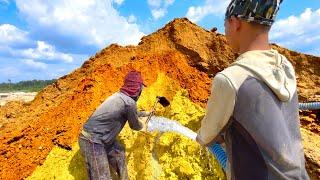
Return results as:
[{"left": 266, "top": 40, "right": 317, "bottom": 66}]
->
[{"left": 0, "top": 79, "right": 57, "bottom": 93}]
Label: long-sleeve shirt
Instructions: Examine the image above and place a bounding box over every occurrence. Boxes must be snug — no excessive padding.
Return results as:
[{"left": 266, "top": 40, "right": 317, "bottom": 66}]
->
[
  {"left": 197, "top": 50, "right": 299, "bottom": 145},
  {"left": 197, "top": 50, "right": 308, "bottom": 179},
  {"left": 83, "top": 92, "right": 145, "bottom": 145}
]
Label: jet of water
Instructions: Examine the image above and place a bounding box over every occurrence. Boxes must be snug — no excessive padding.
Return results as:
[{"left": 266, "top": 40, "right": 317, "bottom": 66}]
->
[
  {"left": 147, "top": 116, "right": 197, "bottom": 140},
  {"left": 147, "top": 116, "right": 228, "bottom": 171}
]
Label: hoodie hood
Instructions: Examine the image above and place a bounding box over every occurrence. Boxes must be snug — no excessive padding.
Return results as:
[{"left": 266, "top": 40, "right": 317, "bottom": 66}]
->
[{"left": 232, "top": 50, "right": 296, "bottom": 102}]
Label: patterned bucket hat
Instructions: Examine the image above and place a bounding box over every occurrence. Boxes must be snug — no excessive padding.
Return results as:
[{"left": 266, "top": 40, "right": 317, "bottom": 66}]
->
[{"left": 225, "top": 0, "right": 283, "bottom": 26}]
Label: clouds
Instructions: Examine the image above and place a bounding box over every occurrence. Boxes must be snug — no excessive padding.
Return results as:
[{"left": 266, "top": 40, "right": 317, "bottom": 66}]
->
[
  {"left": 128, "top": 14, "right": 137, "bottom": 23},
  {"left": 186, "top": 0, "right": 229, "bottom": 22},
  {"left": 0, "top": 54, "right": 85, "bottom": 82},
  {"left": 0, "top": 24, "right": 73, "bottom": 63},
  {"left": 270, "top": 8, "right": 320, "bottom": 56},
  {"left": 0, "top": 0, "right": 145, "bottom": 82},
  {"left": 0, "top": 0, "right": 9, "bottom": 5},
  {"left": 0, "top": 24, "right": 29, "bottom": 46},
  {"left": 15, "top": 0, "right": 144, "bottom": 52},
  {"left": 148, "top": 0, "right": 175, "bottom": 20},
  {"left": 112, "top": 0, "right": 124, "bottom": 5},
  {"left": 23, "top": 59, "right": 48, "bottom": 70},
  {"left": 0, "top": 23, "right": 77, "bottom": 81},
  {"left": 17, "top": 41, "right": 73, "bottom": 63}
]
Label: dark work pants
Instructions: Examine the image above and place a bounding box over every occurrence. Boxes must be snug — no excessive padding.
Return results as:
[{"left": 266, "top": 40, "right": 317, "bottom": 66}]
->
[{"left": 78, "top": 134, "right": 129, "bottom": 180}]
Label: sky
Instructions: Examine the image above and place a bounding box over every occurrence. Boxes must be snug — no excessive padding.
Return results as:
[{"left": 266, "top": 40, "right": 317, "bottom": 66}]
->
[{"left": 0, "top": 0, "right": 319, "bottom": 83}]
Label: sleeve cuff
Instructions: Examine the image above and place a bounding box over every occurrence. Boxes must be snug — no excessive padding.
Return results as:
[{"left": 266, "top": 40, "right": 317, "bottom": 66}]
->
[
  {"left": 137, "top": 111, "right": 149, "bottom": 117},
  {"left": 196, "top": 134, "right": 207, "bottom": 146},
  {"left": 131, "top": 121, "right": 143, "bottom": 131},
  {"left": 196, "top": 133, "right": 224, "bottom": 146}
]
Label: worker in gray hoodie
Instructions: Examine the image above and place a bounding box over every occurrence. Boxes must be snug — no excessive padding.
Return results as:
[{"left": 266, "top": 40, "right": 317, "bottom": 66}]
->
[
  {"left": 196, "top": 0, "right": 309, "bottom": 179},
  {"left": 79, "top": 70, "right": 149, "bottom": 180}
]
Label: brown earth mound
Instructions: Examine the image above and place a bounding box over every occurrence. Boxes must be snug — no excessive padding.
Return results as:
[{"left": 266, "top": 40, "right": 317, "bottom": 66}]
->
[{"left": 0, "top": 18, "right": 319, "bottom": 179}]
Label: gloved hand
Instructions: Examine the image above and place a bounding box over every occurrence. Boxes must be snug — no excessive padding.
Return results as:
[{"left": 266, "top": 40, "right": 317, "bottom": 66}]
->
[
  {"left": 138, "top": 116, "right": 149, "bottom": 132},
  {"left": 149, "top": 109, "right": 155, "bottom": 115}
]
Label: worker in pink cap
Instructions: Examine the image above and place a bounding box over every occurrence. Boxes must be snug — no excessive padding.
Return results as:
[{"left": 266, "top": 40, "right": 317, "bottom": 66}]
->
[{"left": 79, "top": 70, "right": 149, "bottom": 180}]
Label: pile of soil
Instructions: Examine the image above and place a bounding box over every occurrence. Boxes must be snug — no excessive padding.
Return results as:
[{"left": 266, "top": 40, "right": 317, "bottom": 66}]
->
[{"left": 0, "top": 18, "right": 319, "bottom": 179}]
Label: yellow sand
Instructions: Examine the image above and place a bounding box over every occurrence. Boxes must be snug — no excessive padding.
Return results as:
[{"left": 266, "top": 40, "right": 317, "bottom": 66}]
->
[
  {"left": 144, "top": 90, "right": 225, "bottom": 179},
  {"left": 27, "top": 143, "right": 87, "bottom": 180},
  {"left": 28, "top": 73, "right": 225, "bottom": 180}
]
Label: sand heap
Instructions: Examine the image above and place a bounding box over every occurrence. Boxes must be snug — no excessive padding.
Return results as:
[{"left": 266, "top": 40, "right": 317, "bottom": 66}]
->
[
  {"left": 27, "top": 74, "right": 225, "bottom": 179},
  {"left": 0, "top": 18, "right": 319, "bottom": 180}
]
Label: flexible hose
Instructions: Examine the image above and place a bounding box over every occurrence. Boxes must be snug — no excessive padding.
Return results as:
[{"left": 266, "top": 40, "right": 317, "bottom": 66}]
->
[
  {"left": 299, "top": 102, "right": 320, "bottom": 110},
  {"left": 208, "top": 143, "right": 227, "bottom": 170}
]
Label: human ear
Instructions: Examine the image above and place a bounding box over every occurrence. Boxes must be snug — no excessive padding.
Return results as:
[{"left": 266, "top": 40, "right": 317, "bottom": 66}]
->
[{"left": 232, "top": 17, "right": 241, "bottom": 31}]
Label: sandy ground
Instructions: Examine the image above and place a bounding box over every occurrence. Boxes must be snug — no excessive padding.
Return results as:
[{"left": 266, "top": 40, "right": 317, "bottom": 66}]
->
[{"left": 0, "top": 92, "right": 37, "bottom": 106}]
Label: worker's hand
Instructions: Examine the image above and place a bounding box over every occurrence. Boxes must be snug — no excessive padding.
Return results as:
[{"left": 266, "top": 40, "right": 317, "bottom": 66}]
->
[
  {"left": 143, "top": 111, "right": 152, "bottom": 116},
  {"left": 150, "top": 109, "right": 155, "bottom": 115},
  {"left": 138, "top": 116, "right": 149, "bottom": 132}
]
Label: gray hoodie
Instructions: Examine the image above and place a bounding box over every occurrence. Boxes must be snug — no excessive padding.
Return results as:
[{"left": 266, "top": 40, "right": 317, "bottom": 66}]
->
[
  {"left": 197, "top": 50, "right": 298, "bottom": 144},
  {"left": 197, "top": 50, "right": 308, "bottom": 179},
  {"left": 234, "top": 50, "right": 297, "bottom": 102}
]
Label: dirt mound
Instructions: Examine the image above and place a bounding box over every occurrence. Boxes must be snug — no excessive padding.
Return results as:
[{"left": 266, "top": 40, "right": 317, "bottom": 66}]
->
[{"left": 0, "top": 18, "right": 319, "bottom": 179}]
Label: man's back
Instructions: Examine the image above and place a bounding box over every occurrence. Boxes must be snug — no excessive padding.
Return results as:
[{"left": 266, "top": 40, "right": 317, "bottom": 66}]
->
[
  {"left": 197, "top": 50, "right": 309, "bottom": 179},
  {"left": 197, "top": 0, "right": 309, "bottom": 179},
  {"left": 83, "top": 92, "right": 141, "bottom": 144},
  {"left": 222, "top": 50, "right": 308, "bottom": 179},
  {"left": 225, "top": 77, "right": 307, "bottom": 179},
  {"left": 79, "top": 70, "right": 145, "bottom": 180}
]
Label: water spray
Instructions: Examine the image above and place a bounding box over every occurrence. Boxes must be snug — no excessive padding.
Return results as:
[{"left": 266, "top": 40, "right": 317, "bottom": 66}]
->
[{"left": 147, "top": 116, "right": 228, "bottom": 171}]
